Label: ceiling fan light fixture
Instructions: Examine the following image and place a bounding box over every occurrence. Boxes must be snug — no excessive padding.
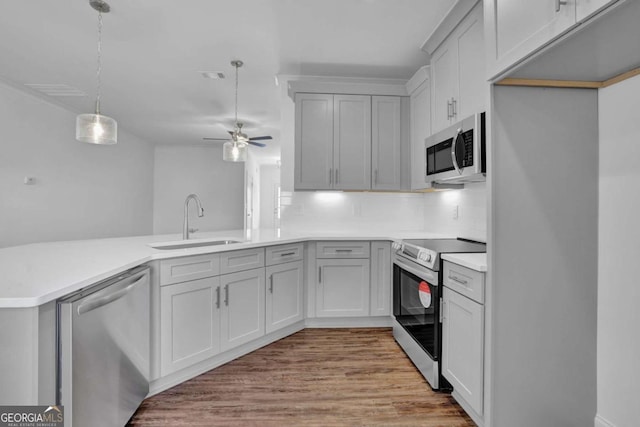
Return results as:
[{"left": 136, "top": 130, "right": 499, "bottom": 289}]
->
[
  {"left": 223, "top": 140, "right": 247, "bottom": 162},
  {"left": 76, "top": 0, "right": 117, "bottom": 145}
]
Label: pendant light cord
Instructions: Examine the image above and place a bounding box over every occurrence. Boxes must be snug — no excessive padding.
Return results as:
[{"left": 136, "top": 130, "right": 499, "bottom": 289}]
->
[
  {"left": 95, "top": 10, "right": 103, "bottom": 115},
  {"left": 234, "top": 62, "right": 238, "bottom": 127}
]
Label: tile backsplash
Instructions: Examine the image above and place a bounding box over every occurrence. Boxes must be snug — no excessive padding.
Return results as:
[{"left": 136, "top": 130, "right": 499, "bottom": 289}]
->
[
  {"left": 279, "top": 182, "right": 486, "bottom": 240},
  {"left": 422, "top": 182, "right": 487, "bottom": 241}
]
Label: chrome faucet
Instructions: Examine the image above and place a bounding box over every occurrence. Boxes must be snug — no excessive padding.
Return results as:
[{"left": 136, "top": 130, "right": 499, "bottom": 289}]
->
[{"left": 183, "top": 194, "right": 204, "bottom": 240}]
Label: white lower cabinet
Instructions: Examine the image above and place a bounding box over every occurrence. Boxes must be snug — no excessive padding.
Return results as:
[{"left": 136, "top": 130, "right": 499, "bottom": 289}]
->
[
  {"left": 220, "top": 268, "right": 266, "bottom": 352},
  {"left": 442, "top": 261, "right": 485, "bottom": 420},
  {"left": 316, "top": 258, "right": 370, "bottom": 317},
  {"left": 265, "top": 260, "right": 304, "bottom": 333},
  {"left": 160, "top": 276, "right": 221, "bottom": 376},
  {"left": 370, "top": 241, "right": 391, "bottom": 316}
]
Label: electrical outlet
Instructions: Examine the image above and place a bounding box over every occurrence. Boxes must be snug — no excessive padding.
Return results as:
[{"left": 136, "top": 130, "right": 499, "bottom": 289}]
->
[{"left": 452, "top": 205, "right": 459, "bottom": 220}]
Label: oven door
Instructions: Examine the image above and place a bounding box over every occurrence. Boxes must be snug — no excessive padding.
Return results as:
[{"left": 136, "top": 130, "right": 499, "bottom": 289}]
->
[{"left": 392, "top": 256, "right": 440, "bottom": 360}]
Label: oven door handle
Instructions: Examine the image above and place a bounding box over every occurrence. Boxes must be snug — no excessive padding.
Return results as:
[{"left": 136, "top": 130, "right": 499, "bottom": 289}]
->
[{"left": 393, "top": 256, "right": 437, "bottom": 283}]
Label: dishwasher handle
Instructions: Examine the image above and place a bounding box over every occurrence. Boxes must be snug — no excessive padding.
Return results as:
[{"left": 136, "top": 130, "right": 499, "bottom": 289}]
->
[{"left": 77, "top": 270, "right": 149, "bottom": 315}]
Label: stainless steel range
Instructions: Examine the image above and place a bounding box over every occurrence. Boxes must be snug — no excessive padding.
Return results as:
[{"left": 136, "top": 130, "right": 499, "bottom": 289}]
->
[{"left": 392, "top": 238, "right": 486, "bottom": 390}]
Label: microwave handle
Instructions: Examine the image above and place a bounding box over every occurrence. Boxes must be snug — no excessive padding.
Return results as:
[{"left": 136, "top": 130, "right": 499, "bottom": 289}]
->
[{"left": 451, "top": 128, "right": 463, "bottom": 175}]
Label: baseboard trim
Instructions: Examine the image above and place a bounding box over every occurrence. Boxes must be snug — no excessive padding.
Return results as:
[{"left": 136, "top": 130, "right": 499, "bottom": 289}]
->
[
  {"left": 595, "top": 414, "right": 616, "bottom": 427},
  {"left": 305, "top": 316, "right": 392, "bottom": 328}
]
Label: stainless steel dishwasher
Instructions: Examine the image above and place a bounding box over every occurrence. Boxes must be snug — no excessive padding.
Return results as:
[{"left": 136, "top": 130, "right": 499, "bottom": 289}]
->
[{"left": 57, "top": 265, "right": 150, "bottom": 427}]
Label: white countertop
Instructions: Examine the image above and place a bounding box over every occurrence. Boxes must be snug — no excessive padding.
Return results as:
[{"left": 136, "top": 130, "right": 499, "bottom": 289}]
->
[
  {"left": 0, "top": 229, "right": 448, "bottom": 308},
  {"left": 441, "top": 253, "right": 487, "bottom": 272}
]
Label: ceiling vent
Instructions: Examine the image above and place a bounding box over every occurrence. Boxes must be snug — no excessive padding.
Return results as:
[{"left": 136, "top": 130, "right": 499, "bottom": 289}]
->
[
  {"left": 24, "top": 83, "right": 86, "bottom": 97},
  {"left": 200, "top": 71, "right": 225, "bottom": 79}
]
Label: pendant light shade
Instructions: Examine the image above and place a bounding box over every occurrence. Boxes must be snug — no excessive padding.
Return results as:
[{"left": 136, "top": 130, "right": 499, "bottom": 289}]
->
[
  {"left": 76, "top": 113, "right": 117, "bottom": 145},
  {"left": 76, "top": 0, "right": 117, "bottom": 145},
  {"left": 223, "top": 141, "right": 247, "bottom": 162}
]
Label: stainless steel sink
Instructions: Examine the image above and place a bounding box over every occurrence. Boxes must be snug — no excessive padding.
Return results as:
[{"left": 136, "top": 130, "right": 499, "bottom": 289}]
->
[{"left": 149, "top": 239, "right": 241, "bottom": 250}]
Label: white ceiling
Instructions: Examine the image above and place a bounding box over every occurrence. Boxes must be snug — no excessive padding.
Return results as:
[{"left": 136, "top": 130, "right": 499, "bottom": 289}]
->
[{"left": 0, "top": 0, "right": 455, "bottom": 160}]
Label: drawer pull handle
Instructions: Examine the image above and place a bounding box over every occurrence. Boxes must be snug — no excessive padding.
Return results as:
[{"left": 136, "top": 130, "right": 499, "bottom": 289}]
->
[
  {"left": 224, "top": 284, "right": 229, "bottom": 306},
  {"left": 318, "top": 266, "right": 322, "bottom": 283},
  {"left": 269, "top": 275, "right": 274, "bottom": 293},
  {"left": 335, "top": 249, "right": 353, "bottom": 253},
  {"left": 449, "top": 275, "right": 468, "bottom": 285},
  {"left": 280, "top": 252, "right": 296, "bottom": 257},
  {"left": 216, "top": 286, "right": 221, "bottom": 309}
]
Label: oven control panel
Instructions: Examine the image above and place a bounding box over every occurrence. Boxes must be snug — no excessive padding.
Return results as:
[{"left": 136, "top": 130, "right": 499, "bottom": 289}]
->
[{"left": 393, "top": 241, "right": 438, "bottom": 271}]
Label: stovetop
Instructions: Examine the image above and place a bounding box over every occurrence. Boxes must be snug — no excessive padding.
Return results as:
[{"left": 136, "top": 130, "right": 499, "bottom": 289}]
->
[{"left": 403, "top": 238, "right": 486, "bottom": 254}]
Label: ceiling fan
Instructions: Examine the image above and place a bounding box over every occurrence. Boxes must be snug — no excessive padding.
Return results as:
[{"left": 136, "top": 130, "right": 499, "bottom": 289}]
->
[{"left": 203, "top": 60, "right": 272, "bottom": 161}]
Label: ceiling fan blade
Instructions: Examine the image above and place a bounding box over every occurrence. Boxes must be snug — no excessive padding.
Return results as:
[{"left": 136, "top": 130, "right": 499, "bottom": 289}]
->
[
  {"left": 248, "top": 140, "right": 267, "bottom": 147},
  {"left": 202, "top": 137, "right": 227, "bottom": 141},
  {"left": 249, "top": 135, "right": 273, "bottom": 141}
]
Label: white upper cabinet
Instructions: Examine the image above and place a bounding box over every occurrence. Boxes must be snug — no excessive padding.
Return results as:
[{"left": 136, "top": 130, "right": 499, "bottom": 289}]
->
[
  {"left": 430, "top": 2, "right": 485, "bottom": 134},
  {"left": 456, "top": 5, "right": 486, "bottom": 120},
  {"left": 431, "top": 42, "right": 458, "bottom": 133},
  {"left": 407, "top": 68, "right": 431, "bottom": 190},
  {"left": 486, "top": 0, "right": 620, "bottom": 79},
  {"left": 295, "top": 93, "right": 371, "bottom": 191},
  {"left": 371, "top": 96, "right": 402, "bottom": 190},
  {"left": 333, "top": 95, "right": 372, "bottom": 191},
  {"left": 294, "top": 91, "right": 409, "bottom": 191},
  {"left": 294, "top": 93, "right": 334, "bottom": 190}
]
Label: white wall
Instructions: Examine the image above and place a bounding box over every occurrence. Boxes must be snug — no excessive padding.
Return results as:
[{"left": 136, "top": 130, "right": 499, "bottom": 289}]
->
[
  {"left": 596, "top": 74, "right": 640, "bottom": 427},
  {"left": 0, "top": 81, "right": 154, "bottom": 248},
  {"left": 152, "top": 145, "right": 245, "bottom": 235},
  {"left": 490, "top": 86, "right": 598, "bottom": 427}
]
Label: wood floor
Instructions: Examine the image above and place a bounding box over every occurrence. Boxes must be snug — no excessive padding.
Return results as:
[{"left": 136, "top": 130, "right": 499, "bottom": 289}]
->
[{"left": 128, "top": 328, "right": 474, "bottom": 427}]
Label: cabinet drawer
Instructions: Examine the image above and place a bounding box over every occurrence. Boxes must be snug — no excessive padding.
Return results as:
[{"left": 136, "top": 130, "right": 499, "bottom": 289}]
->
[
  {"left": 316, "top": 241, "right": 370, "bottom": 258},
  {"left": 160, "top": 254, "right": 220, "bottom": 286},
  {"left": 443, "top": 261, "right": 485, "bottom": 304},
  {"left": 220, "top": 247, "right": 265, "bottom": 274},
  {"left": 265, "top": 243, "right": 304, "bottom": 266}
]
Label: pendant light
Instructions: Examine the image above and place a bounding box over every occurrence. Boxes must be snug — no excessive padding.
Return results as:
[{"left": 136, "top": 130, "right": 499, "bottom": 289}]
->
[
  {"left": 223, "top": 60, "right": 248, "bottom": 162},
  {"left": 76, "top": 0, "right": 117, "bottom": 145}
]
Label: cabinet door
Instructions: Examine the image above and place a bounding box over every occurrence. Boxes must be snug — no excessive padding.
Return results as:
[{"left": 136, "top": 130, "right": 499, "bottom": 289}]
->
[
  {"left": 220, "top": 269, "right": 265, "bottom": 351},
  {"left": 266, "top": 261, "right": 304, "bottom": 333},
  {"left": 294, "top": 93, "right": 334, "bottom": 190},
  {"left": 442, "top": 287, "right": 484, "bottom": 415},
  {"left": 409, "top": 79, "right": 430, "bottom": 190},
  {"left": 486, "top": 0, "right": 576, "bottom": 78},
  {"left": 333, "top": 95, "right": 371, "bottom": 190},
  {"left": 370, "top": 241, "right": 391, "bottom": 316},
  {"left": 316, "top": 258, "right": 370, "bottom": 317},
  {"left": 431, "top": 41, "right": 458, "bottom": 133},
  {"left": 372, "top": 96, "right": 402, "bottom": 190},
  {"left": 160, "top": 277, "right": 221, "bottom": 376},
  {"left": 455, "top": 3, "right": 486, "bottom": 119}
]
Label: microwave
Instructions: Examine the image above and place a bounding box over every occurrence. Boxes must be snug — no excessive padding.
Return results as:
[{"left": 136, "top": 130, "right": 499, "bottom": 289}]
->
[{"left": 425, "top": 112, "right": 486, "bottom": 185}]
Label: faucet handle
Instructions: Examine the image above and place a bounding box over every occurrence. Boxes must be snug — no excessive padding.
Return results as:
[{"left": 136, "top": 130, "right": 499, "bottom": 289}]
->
[{"left": 188, "top": 228, "right": 198, "bottom": 234}]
